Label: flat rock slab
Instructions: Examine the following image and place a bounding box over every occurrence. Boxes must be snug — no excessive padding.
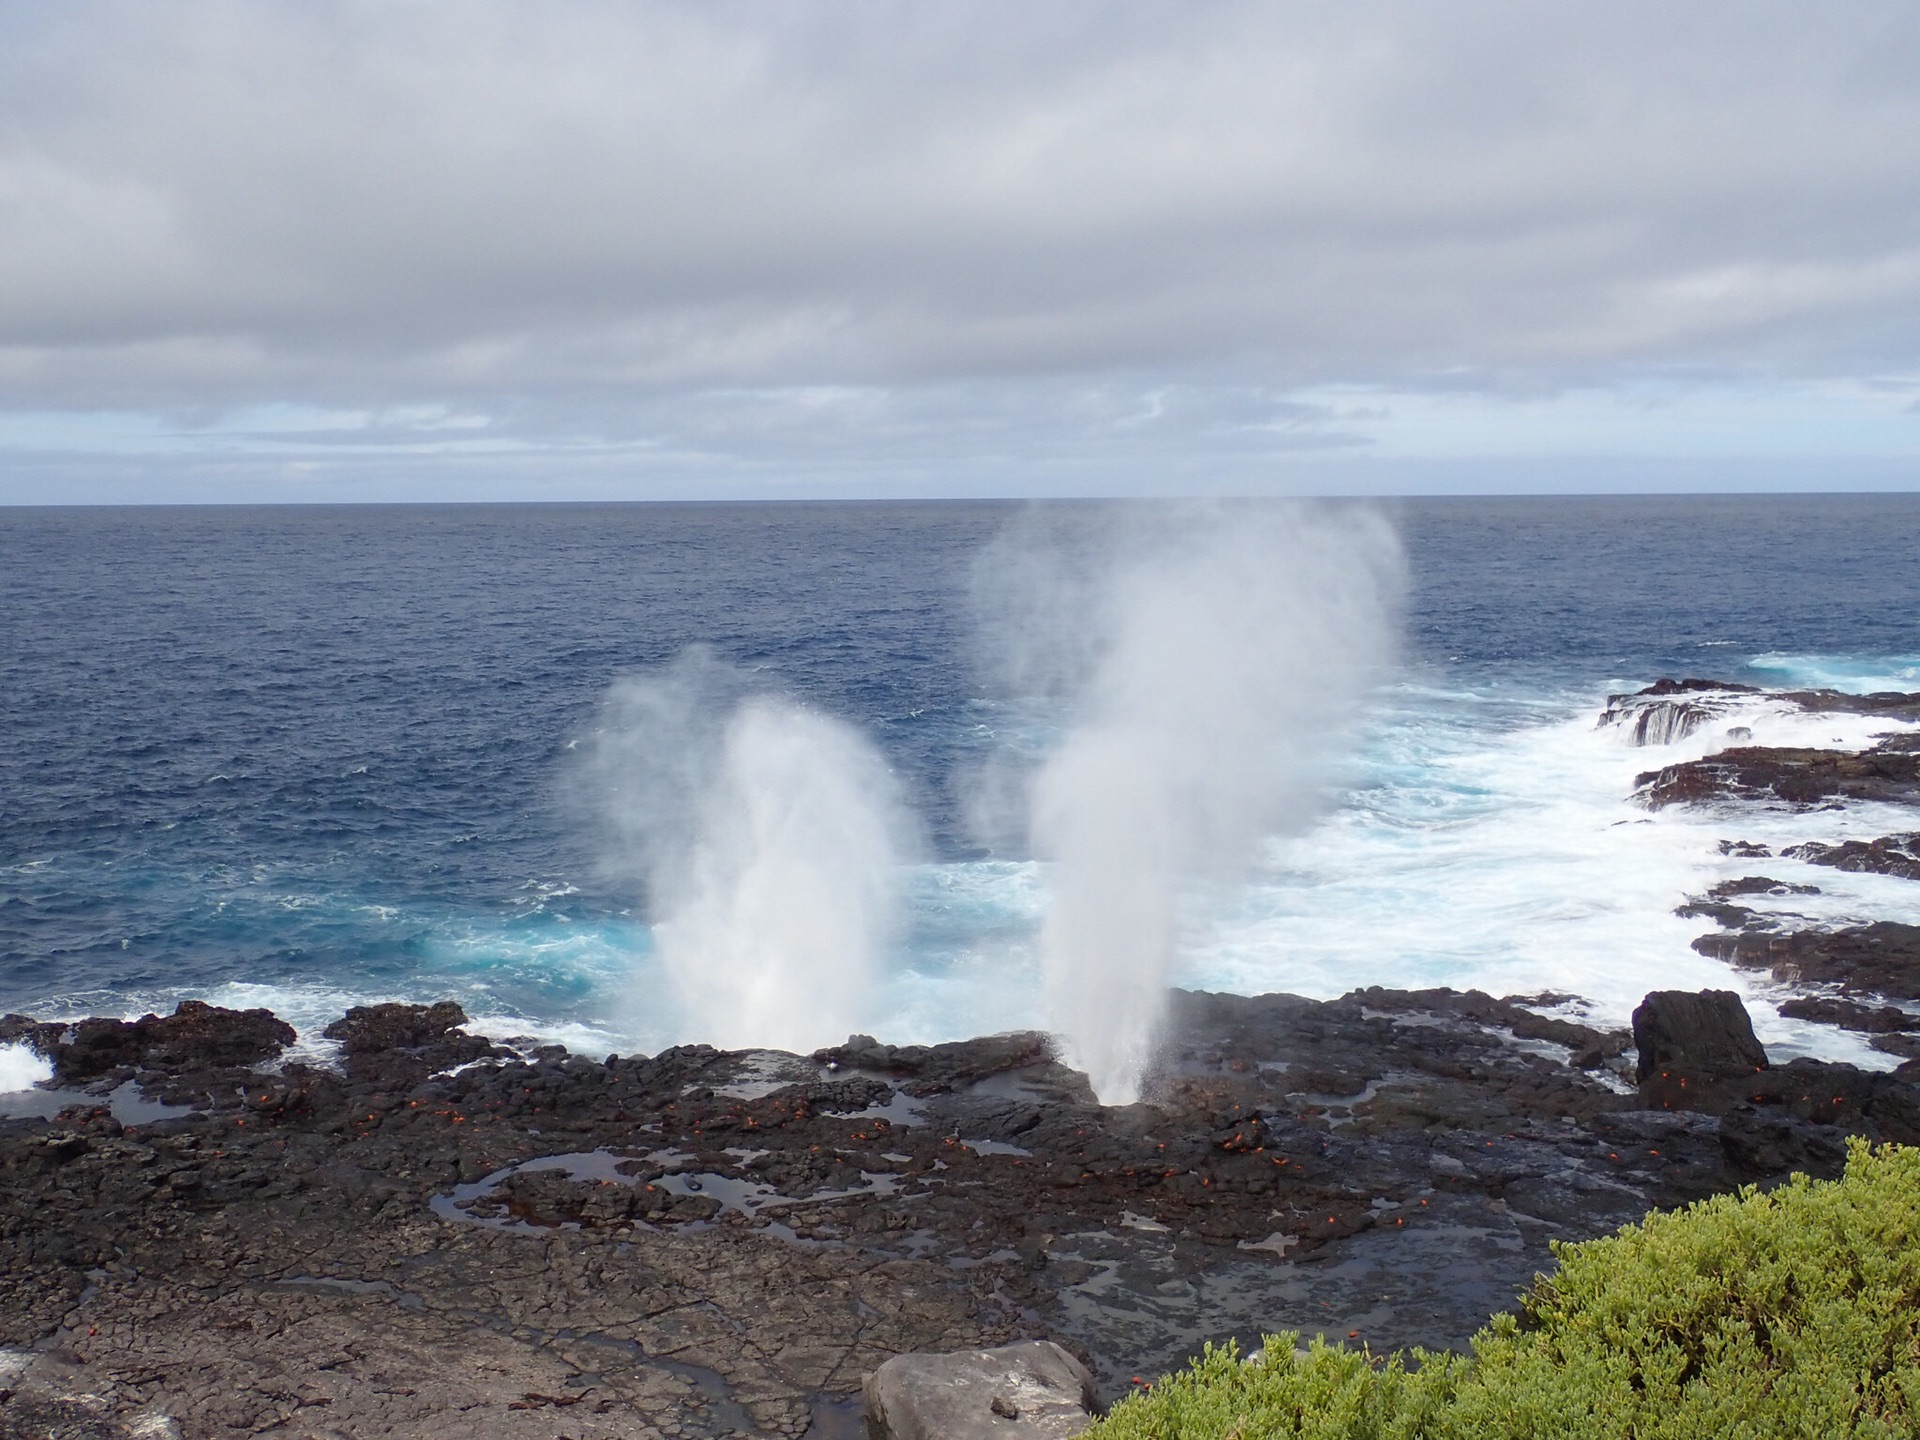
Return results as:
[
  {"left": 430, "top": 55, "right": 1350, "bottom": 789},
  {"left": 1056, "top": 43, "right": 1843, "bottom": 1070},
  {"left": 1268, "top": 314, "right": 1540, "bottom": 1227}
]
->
[{"left": 864, "top": 1341, "right": 1099, "bottom": 1440}]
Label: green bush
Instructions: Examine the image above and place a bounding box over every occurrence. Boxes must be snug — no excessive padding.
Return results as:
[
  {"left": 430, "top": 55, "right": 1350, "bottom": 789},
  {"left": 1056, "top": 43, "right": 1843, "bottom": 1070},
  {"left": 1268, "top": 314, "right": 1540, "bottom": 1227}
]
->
[{"left": 1089, "top": 1140, "right": 1920, "bottom": 1440}]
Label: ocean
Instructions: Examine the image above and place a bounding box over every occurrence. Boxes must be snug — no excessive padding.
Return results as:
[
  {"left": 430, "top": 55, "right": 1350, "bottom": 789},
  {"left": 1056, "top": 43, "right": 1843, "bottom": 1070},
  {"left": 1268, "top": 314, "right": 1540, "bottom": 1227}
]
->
[{"left": 4, "top": 495, "right": 1919, "bottom": 1070}]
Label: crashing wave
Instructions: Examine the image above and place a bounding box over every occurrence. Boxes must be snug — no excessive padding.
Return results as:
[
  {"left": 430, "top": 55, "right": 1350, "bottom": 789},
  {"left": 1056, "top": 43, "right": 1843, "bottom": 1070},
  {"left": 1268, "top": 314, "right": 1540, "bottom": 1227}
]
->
[{"left": 1597, "top": 678, "right": 1758, "bottom": 747}]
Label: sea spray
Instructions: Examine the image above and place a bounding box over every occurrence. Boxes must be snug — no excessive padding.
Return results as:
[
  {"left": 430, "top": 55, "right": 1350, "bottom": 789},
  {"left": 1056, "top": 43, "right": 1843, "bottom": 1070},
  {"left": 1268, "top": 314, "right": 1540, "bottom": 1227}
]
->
[
  {"left": 976, "top": 502, "right": 1403, "bottom": 1103},
  {"left": 0, "top": 1041, "right": 54, "bottom": 1095},
  {"left": 583, "top": 650, "right": 913, "bottom": 1053}
]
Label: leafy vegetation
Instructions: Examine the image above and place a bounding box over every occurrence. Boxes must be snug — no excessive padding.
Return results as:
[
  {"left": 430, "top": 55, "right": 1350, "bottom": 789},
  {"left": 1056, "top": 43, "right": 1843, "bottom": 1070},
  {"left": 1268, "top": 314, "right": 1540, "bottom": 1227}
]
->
[{"left": 1088, "top": 1140, "right": 1920, "bottom": 1439}]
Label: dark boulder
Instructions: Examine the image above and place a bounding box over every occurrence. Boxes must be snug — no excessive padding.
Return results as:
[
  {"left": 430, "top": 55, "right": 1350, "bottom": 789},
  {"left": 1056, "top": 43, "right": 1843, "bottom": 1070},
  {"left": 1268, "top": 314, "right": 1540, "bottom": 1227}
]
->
[
  {"left": 323, "top": 1001, "right": 469, "bottom": 1054},
  {"left": 1706, "top": 876, "right": 1818, "bottom": 899},
  {"left": 319, "top": 1001, "right": 500, "bottom": 1084},
  {"left": 136, "top": 1001, "right": 295, "bottom": 1070},
  {"left": 1868, "top": 1080, "right": 1920, "bottom": 1146},
  {"left": 1633, "top": 990, "right": 1767, "bottom": 1082},
  {"left": 1633, "top": 991, "right": 1767, "bottom": 1110},
  {"left": 0, "top": 1014, "right": 65, "bottom": 1057}
]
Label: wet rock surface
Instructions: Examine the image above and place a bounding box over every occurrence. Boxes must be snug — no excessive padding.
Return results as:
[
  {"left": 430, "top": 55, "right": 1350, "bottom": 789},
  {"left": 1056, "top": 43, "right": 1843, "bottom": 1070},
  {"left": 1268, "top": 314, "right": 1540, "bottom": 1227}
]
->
[
  {"left": 1597, "top": 678, "right": 1759, "bottom": 746},
  {"left": 1612, "top": 678, "right": 1920, "bottom": 808},
  {"left": 1785, "top": 833, "right": 1920, "bottom": 881},
  {"left": 1637, "top": 737, "right": 1920, "bottom": 810},
  {"left": 2, "top": 1001, "right": 296, "bottom": 1087},
  {"left": 1598, "top": 679, "right": 1920, "bottom": 753},
  {"left": 1691, "top": 921, "right": 1920, "bottom": 1002},
  {"left": 1775, "top": 994, "right": 1920, "bottom": 1034},
  {"left": 4, "top": 982, "right": 1917, "bottom": 1440}
]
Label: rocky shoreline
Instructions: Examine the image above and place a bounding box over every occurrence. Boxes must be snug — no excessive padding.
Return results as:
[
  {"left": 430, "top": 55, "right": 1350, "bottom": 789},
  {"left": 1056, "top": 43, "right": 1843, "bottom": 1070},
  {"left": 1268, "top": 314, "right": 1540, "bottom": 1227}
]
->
[
  {"left": 4, "top": 678, "right": 1920, "bottom": 1439},
  {"left": 3, "top": 977, "right": 1914, "bottom": 1440}
]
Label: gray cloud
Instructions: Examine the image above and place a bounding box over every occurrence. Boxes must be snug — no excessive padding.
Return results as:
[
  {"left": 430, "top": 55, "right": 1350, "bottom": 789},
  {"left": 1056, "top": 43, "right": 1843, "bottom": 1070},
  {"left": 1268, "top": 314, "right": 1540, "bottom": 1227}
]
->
[{"left": 1, "top": 1, "right": 1918, "bottom": 492}]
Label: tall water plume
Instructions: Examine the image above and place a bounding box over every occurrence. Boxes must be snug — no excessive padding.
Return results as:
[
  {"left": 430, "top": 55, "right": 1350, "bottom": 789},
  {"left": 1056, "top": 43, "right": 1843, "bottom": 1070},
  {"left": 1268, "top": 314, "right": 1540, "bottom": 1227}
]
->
[
  {"left": 583, "top": 650, "right": 912, "bottom": 1053},
  {"left": 975, "top": 503, "right": 1403, "bottom": 1104}
]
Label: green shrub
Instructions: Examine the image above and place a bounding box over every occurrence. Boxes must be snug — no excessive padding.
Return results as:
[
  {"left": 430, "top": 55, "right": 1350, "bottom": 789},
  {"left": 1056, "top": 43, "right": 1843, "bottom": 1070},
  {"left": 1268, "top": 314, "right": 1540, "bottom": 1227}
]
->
[{"left": 1089, "top": 1139, "right": 1920, "bottom": 1440}]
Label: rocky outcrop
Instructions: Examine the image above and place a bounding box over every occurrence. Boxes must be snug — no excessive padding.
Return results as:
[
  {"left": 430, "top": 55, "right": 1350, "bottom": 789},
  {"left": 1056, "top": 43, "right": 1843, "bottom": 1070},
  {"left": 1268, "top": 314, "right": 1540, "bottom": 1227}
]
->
[
  {"left": 1777, "top": 995, "right": 1920, "bottom": 1034},
  {"left": 1772, "top": 689, "right": 1920, "bottom": 719},
  {"left": 816, "top": 1031, "right": 1074, "bottom": 1098},
  {"left": 321, "top": 1001, "right": 500, "bottom": 1085},
  {"left": 1598, "top": 676, "right": 1920, "bottom": 806},
  {"left": 1597, "top": 679, "right": 1757, "bottom": 747},
  {"left": 1638, "top": 680, "right": 1920, "bottom": 1076},
  {"left": 1630, "top": 679, "right": 1759, "bottom": 697},
  {"left": 3, "top": 1001, "right": 296, "bottom": 1085},
  {"left": 1705, "top": 876, "right": 1817, "bottom": 899},
  {"left": 863, "top": 1341, "right": 1099, "bottom": 1440},
  {"left": 324, "top": 1001, "right": 470, "bottom": 1054},
  {"left": 1637, "top": 738, "right": 1920, "bottom": 810},
  {"left": 1785, "top": 833, "right": 1920, "bottom": 881},
  {"left": 1597, "top": 679, "right": 1920, "bottom": 753},
  {"left": 1691, "top": 921, "right": 1920, "bottom": 1002},
  {"left": 1621, "top": 989, "right": 1920, "bottom": 1134},
  {"left": 4, "top": 985, "right": 1917, "bottom": 1437}
]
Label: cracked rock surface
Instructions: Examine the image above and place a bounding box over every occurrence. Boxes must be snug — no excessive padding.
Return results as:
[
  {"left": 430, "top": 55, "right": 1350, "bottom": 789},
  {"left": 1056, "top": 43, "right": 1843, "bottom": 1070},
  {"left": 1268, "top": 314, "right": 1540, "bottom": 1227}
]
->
[{"left": 5, "top": 978, "right": 1915, "bottom": 1439}]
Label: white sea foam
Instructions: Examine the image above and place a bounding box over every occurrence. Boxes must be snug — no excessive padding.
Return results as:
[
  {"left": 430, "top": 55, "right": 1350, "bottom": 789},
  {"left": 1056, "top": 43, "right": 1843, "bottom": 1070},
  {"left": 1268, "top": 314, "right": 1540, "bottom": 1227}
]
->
[
  {"left": 1169, "top": 680, "right": 1920, "bottom": 1065},
  {"left": 0, "top": 1042, "right": 53, "bottom": 1094}
]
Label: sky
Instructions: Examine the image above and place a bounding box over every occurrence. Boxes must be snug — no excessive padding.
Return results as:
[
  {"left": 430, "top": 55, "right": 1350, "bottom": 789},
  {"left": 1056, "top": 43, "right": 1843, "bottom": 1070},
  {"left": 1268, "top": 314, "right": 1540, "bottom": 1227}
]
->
[{"left": 1, "top": 1, "right": 1918, "bottom": 503}]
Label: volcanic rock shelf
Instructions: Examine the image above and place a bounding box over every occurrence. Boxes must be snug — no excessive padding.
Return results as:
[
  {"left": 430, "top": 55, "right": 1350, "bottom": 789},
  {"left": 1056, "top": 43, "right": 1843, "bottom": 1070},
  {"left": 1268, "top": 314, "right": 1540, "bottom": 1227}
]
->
[{"left": 3, "top": 978, "right": 1915, "bottom": 1438}]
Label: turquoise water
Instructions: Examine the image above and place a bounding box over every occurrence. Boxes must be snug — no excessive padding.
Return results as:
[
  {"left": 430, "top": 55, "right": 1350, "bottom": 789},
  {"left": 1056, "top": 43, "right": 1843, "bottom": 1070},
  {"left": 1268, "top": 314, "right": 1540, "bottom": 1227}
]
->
[{"left": 4, "top": 495, "right": 1919, "bottom": 1058}]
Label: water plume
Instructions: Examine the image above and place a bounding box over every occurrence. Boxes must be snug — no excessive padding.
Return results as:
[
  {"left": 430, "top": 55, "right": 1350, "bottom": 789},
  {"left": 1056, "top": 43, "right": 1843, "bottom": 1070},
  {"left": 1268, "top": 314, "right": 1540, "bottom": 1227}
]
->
[
  {"left": 0, "top": 1042, "right": 53, "bottom": 1095},
  {"left": 976, "top": 502, "right": 1403, "bottom": 1104},
  {"left": 583, "top": 649, "right": 911, "bottom": 1053}
]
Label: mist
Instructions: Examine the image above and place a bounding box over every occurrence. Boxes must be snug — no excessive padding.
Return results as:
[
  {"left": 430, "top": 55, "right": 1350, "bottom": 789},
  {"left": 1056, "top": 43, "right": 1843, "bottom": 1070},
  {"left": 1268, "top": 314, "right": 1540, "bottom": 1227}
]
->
[
  {"left": 0, "top": 1042, "right": 54, "bottom": 1097},
  {"left": 582, "top": 650, "right": 913, "bottom": 1053},
  {"left": 976, "top": 503, "right": 1404, "bottom": 1103}
]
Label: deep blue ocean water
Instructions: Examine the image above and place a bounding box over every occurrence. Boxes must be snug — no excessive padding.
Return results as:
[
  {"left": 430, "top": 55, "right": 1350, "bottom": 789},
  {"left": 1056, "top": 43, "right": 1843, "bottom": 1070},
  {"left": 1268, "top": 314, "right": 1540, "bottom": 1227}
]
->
[{"left": 5, "top": 496, "right": 1920, "bottom": 1061}]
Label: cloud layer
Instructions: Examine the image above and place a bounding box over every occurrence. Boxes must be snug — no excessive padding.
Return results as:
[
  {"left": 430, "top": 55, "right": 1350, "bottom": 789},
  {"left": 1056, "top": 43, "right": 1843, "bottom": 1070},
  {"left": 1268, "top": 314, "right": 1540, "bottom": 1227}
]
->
[{"left": 2, "top": 1, "right": 1918, "bottom": 494}]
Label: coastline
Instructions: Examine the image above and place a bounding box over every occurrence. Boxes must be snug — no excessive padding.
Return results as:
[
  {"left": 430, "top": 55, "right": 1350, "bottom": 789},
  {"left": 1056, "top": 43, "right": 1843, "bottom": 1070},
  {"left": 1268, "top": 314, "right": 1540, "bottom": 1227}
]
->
[
  {"left": 5, "top": 678, "right": 1920, "bottom": 1437},
  {"left": 2, "top": 975, "right": 1915, "bottom": 1439}
]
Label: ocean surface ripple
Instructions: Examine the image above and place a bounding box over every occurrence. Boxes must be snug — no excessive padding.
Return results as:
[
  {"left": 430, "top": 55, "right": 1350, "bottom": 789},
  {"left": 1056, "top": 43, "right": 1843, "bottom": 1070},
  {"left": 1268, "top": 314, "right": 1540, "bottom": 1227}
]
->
[{"left": 4, "top": 496, "right": 1920, "bottom": 1063}]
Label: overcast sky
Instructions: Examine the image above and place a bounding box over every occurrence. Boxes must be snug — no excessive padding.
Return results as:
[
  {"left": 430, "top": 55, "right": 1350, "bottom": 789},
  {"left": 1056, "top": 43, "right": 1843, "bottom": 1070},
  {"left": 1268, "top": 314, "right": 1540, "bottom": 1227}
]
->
[{"left": 2, "top": 1, "right": 1918, "bottom": 502}]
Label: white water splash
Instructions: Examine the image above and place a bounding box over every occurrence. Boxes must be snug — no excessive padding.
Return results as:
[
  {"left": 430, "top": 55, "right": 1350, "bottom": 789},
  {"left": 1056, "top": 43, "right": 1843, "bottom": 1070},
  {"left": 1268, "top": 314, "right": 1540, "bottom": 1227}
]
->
[
  {"left": 0, "top": 1042, "right": 53, "bottom": 1094},
  {"left": 585, "top": 651, "right": 913, "bottom": 1053},
  {"left": 977, "top": 503, "right": 1403, "bottom": 1103}
]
